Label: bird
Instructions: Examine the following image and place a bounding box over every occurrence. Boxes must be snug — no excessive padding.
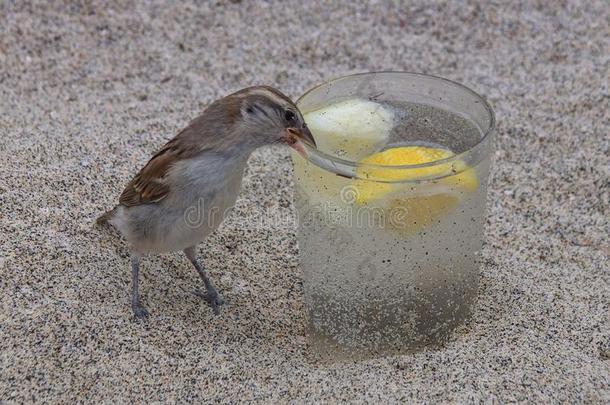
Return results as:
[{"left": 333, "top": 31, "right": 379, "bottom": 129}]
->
[{"left": 97, "top": 86, "right": 316, "bottom": 319}]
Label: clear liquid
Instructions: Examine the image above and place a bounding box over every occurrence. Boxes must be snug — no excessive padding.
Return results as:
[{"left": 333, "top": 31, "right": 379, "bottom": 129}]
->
[
  {"left": 294, "top": 101, "right": 489, "bottom": 362},
  {"left": 309, "top": 100, "right": 484, "bottom": 161},
  {"left": 385, "top": 100, "right": 483, "bottom": 154}
]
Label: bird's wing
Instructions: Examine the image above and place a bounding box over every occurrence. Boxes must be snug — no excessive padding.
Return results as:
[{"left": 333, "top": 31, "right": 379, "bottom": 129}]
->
[
  {"left": 118, "top": 97, "right": 241, "bottom": 207},
  {"left": 119, "top": 138, "right": 194, "bottom": 207}
]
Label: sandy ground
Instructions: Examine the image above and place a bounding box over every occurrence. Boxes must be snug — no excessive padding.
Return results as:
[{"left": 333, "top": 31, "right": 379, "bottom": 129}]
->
[{"left": 1, "top": 1, "right": 609, "bottom": 402}]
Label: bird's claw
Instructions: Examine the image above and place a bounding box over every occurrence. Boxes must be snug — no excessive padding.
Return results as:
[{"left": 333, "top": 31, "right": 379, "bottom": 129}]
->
[
  {"left": 132, "top": 305, "right": 149, "bottom": 321},
  {"left": 193, "top": 288, "right": 225, "bottom": 315}
]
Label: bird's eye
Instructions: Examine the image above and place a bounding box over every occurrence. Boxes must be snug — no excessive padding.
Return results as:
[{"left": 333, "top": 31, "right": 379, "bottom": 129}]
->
[{"left": 284, "top": 110, "right": 296, "bottom": 122}]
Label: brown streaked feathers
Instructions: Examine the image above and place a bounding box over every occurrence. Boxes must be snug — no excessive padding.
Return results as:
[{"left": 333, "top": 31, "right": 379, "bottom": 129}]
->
[
  {"left": 119, "top": 137, "right": 192, "bottom": 206},
  {"left": 114, "top": 85, "right": 295, "bottom": 208},
  {"left": 118, "top": 95, "right": 243, "bottom": 207}
]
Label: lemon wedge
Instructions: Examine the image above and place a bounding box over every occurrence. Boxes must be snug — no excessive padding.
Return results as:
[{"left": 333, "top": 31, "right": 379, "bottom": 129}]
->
[{"left": 353, "top": 146, "right": 478, "bottom": 231}]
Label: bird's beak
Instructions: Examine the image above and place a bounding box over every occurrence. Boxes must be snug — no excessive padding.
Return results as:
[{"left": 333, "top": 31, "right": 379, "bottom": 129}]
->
[{"left": 283, "top": 125, "right": 317, "bottom": 158}]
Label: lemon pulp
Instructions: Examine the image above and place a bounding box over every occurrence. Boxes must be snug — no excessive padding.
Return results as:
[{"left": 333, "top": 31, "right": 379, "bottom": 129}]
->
[{"left": 353, "top": 146, "right": 479, "bottom": 232}]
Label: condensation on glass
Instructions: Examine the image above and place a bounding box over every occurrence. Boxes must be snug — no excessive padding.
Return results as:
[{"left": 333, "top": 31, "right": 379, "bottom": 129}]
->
[{"left": 292, "top": 72, "right": 496, "bottom": 362}]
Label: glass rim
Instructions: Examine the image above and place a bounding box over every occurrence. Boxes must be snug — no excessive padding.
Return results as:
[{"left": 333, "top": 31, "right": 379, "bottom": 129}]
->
[{"left": 296, "top": 71, "right": 496, "bottom": 172}]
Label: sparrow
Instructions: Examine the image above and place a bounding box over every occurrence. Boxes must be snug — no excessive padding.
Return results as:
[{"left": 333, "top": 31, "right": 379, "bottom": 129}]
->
[{"left": 97, "top": 86, "right": 316, "bottom": 319}]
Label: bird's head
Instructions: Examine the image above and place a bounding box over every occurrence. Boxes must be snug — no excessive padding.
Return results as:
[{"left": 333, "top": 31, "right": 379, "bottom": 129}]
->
[{"left": 228, "top": 86, "right": 316, "bottom": 156}]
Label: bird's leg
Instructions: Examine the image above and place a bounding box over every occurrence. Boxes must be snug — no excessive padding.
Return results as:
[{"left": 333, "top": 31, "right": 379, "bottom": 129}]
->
[
  {"left": 184, "top": 246, "right": 224, "bottom": 315},
  {"left": 130, "top": 253, "right": 149, "bottom": 319}
]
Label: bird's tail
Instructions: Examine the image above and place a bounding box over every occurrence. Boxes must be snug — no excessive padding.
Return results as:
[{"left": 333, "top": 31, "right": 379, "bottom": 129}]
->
[
  {"left": 95, "top": 207, "right": 117, "bottom": 228},
  {"left": 95, "top": 206, "right": 127, "bottom": 257}
]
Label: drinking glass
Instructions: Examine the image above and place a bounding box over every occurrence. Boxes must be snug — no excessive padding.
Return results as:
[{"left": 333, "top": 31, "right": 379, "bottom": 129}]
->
[{"left": 292, "top": 72, "right": 495, "bottom": 361}]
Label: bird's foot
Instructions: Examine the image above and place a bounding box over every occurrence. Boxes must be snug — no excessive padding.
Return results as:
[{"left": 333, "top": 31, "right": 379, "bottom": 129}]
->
[
  {"left": 132, "top": 304, "right": 149, "bottom": 321},
  {"left": 193, "top": 288, "right": 225, "bottom": 315}
]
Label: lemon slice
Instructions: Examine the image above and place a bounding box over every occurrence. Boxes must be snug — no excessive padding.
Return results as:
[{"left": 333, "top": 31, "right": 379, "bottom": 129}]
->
[
  {"left": 353, "top": 146, "right": 478, "bottom": 232},
  {"left": 303, "top": 98, "right": 394, "bottom": 160}
]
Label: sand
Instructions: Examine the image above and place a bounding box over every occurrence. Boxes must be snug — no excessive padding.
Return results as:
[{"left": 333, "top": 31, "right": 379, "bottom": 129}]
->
[{"left": 1, "top": 1, "right": 608, "bottom": 402}]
